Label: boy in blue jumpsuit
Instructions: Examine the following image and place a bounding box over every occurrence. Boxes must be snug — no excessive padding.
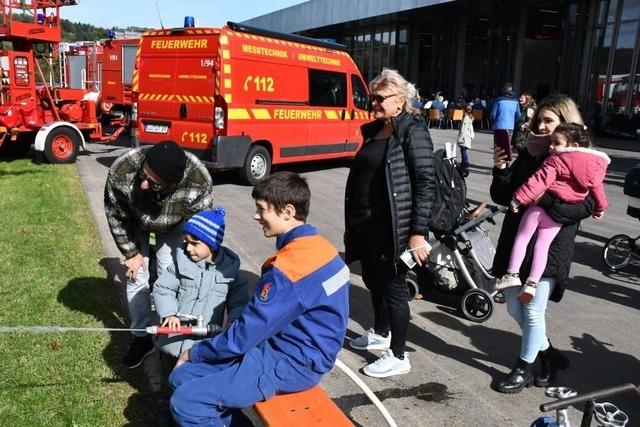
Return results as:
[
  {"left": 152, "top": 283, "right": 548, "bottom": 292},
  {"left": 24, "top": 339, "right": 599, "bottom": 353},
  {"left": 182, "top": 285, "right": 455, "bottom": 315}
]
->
[{"left": 169, "top": 171, "right": 350, "bottom": 427}]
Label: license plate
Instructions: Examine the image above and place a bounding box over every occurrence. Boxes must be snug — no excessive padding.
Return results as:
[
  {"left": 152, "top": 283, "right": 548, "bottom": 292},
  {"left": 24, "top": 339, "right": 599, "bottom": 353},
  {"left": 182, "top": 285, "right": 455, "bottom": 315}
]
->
[{"left": 144, "top": 124, "right": 169, "bottom": 134}]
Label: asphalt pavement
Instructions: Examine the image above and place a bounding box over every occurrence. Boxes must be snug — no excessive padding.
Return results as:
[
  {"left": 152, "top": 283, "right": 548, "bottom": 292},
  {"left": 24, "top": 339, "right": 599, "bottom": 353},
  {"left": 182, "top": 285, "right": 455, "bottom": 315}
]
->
[{"left": 75, "top": 128, "right": 640, "bottom": 426}]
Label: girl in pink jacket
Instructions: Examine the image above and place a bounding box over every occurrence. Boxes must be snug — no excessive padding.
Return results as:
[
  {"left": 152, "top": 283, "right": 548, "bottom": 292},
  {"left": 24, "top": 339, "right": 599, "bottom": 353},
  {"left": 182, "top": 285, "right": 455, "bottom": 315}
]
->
[{"left": 495, "top": 123, "right": 610, "bottom": 302}]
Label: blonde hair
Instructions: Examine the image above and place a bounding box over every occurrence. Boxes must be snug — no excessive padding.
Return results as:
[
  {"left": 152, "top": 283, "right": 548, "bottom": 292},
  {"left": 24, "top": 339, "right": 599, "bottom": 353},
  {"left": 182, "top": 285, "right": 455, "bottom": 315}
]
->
[
  {"left": 369, "top": 68, "right": 417, "bottom": 113},
  {"left": 529, "top": 94, "right": 583, "bottom": 130}
]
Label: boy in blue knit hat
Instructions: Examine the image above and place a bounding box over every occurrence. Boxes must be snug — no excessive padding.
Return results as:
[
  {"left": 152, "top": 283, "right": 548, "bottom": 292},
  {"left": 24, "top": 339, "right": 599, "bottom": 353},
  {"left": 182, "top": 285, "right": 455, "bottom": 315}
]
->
[{"left": 152, "top": 206, "right": 249, "bottom": 358}]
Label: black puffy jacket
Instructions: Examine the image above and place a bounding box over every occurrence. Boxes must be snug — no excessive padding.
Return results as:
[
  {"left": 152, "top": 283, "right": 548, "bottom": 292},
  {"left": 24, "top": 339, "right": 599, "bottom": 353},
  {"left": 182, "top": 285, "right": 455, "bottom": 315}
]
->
[
  {"left": 490, "top": 149, "right": 594, "bottom": 302},
  {"left": 345, "top": 112, "right": 436, "bottom": 267}
]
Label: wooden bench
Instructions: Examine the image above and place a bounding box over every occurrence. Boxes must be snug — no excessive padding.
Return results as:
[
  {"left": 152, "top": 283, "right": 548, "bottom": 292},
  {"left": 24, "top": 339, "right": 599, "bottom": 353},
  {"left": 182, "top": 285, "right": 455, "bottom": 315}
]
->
[{"left": 254, "top": 385, "right": 354, "bottom": 426}]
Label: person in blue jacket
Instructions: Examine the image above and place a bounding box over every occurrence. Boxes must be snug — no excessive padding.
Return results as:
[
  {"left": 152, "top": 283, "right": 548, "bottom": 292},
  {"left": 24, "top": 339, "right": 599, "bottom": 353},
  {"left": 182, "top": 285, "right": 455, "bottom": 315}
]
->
[
  {"left": 491, "top": 82, "right": 521, "bottom": 148},
  {"left": 168, "top": 171, "right": 350, "bottom": 427}
]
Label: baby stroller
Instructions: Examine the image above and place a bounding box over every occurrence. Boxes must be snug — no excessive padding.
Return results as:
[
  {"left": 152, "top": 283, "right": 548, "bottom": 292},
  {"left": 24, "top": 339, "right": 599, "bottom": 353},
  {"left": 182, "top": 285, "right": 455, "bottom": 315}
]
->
[{"left": 406, "top": 203, "right": 507, "bottom": 323}]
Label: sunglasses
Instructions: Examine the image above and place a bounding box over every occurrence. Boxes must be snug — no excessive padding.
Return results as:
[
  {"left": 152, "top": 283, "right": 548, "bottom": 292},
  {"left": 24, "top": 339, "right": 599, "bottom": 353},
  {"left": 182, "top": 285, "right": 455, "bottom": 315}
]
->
[
  {"left": 368, "top": 93, "right": 397, "bottom": 104},
  {"left": 138, "top": 166, "right": 166, "bottom": 192}
]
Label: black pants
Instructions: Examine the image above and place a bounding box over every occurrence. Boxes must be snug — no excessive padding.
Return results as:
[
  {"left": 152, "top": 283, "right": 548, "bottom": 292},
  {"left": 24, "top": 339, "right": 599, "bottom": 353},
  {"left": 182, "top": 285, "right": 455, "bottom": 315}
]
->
[{"left": 359, "top": 240, "right": 410, "bottom": 357}]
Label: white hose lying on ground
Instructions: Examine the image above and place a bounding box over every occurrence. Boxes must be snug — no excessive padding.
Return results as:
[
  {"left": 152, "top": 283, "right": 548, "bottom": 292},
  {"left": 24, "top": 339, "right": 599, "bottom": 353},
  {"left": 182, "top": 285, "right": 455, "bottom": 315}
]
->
[{"left": 334, "top": 358, "right": 398, "bottom": 427}]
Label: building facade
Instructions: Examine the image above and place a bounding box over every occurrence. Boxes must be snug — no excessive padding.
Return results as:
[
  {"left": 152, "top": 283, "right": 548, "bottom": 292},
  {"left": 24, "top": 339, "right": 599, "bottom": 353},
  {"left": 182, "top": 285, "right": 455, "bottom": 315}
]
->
[{"left": 243, "top": 0, "right": 640, "bottom": 138}]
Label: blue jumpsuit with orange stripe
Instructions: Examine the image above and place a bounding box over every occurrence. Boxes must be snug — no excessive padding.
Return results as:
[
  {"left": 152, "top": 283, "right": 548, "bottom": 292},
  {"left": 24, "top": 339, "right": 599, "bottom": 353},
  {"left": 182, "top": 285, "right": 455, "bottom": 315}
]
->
[{"left": 169, "top": 224, "right": 350, "bottom": 427}]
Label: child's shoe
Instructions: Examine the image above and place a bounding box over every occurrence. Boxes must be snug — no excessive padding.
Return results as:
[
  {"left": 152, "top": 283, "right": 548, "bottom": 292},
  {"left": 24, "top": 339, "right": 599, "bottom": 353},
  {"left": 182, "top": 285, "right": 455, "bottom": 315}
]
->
[
  {"left": 517, "top": 281, "right": 538, "bottom": 303},
  {"left": 494, "top": 273, "right": 521, "bottom": 291}
]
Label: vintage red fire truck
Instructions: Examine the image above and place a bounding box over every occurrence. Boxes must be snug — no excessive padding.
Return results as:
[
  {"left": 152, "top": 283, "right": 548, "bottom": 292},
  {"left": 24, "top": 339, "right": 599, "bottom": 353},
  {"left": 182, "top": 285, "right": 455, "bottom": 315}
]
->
[
  {"left": 62, "top": 36, "right": 139, "bottom": 138},
  {"left": 0, "top": 0, "right": 131, "bottom": 163},
  {"left": 134, "top": 20, "right": 372, "bottom": 184}
]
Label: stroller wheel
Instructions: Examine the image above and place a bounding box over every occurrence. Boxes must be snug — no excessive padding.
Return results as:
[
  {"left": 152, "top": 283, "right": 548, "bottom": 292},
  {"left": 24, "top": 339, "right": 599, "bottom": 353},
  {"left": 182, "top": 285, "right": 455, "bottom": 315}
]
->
[
  {"left": 405, "top": 271, "right": 421, "bottom": 300},
  {"left": 461, "top": 289, "right": 493, "bottom": 322}
]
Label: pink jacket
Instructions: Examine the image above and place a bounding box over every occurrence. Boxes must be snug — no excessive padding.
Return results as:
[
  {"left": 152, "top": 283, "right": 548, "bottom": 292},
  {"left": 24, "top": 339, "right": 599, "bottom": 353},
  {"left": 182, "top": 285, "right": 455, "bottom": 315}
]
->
[{"left": 514, "top": 147, "right": 611, "bottom": 213}]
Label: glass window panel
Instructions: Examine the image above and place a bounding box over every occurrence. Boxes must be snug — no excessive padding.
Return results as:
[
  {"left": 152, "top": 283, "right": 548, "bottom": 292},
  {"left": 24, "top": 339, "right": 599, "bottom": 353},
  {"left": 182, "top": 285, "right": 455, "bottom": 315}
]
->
[
  {"left": 607, "top": 0, "right": 619, "bottom": 22},
  {"left": 611, "top": 22, "right": 637, "bottom": 74},
  {"left": 308, "top": 69, "right": 347, "bottom": 107},
  {"left": 351, "top": 74, "right": 369, "bottom": 110},
  {"left": 390, "top": 30, "right": 396, "bottom": 46},
  {"left": 399, "top": 28, "right": 407, "bottom": 44},
  {"left": 607, "top": 22, "right": 638, "bottom": 114},
  {"left": 621, "top": 0, "right": 640, "bottom": 20},
  {"left": 597, "top": 0, "right": 608, "bottom": 25}
]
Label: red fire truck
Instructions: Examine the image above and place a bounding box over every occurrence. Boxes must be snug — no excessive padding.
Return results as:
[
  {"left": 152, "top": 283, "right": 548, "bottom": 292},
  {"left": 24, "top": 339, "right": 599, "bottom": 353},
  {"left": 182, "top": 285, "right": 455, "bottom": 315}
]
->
[
  {"left": 0, "top": 0, "right": 129, "bottom": 163},
  {"left": 134, "top": 21, "right": 372, "bottom": 184},
  {"left": 62, "top": 37, "right": 138, "bottom": 138}
]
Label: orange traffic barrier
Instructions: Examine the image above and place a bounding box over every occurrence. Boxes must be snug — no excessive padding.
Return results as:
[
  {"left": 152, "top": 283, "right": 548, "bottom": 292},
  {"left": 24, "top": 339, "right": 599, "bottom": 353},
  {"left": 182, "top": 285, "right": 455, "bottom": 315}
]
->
[{"left": 254, "top": 385, "right": 354, "bottom": 426}]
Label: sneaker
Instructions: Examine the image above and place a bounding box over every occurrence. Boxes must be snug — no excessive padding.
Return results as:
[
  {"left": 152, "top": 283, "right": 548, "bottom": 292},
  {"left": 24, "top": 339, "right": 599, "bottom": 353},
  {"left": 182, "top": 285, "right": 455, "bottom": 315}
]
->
[
  {"left": 122, "top": 335, "right": 155, "bottom": 369},
  {"left": 517, "top": 281, "right": 539, "bottom": 303},
  {"left": 363, "top": 349, "right": 411, "bottom": 378},
  {"left": 494, "top": 273, "right": 521, "bottom": 291},
  {"left": 349, "top": 328, "right": 391, "bottom": 351}
]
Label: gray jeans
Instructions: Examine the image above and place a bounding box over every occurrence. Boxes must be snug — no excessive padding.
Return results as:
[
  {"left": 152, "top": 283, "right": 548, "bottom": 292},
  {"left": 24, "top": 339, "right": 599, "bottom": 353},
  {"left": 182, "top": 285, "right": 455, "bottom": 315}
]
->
[{"left": 127, "top": 225, "right": 183, "bottom": 337}]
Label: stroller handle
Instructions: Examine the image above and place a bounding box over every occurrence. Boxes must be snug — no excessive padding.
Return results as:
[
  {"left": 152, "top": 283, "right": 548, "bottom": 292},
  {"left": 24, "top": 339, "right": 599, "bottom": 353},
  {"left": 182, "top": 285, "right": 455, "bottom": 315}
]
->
[
  {"left": 429, "top": 204, "right": 507, "bottom": 251},
  {"left": 540, "top": 383, "right": 639, "bottom": 412}
]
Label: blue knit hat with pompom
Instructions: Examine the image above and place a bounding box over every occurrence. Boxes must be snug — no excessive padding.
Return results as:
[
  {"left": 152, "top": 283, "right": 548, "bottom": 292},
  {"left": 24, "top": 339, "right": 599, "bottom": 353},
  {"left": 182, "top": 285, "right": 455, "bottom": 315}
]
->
[{"left": 182, "top": 206, "right": 226, "bottom": 250}]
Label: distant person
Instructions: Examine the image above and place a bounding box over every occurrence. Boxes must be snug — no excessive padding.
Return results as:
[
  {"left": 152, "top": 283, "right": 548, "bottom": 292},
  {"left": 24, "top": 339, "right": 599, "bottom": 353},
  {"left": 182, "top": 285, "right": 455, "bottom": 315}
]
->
[
  {"left": 472, "top": 97, "right": 484, "bottom": 111},
  {"left": 412, "top": 91, "right": 424, "bottom": 112},
  {"left": 104, "top": 140, "right": 214, "bottom": 370},
  {"left": 431, "top": 95, "right": 445, "bottom": 118},
  {"left": 513, "top": 91, "right": 537, "bottom": 150},
  {"left": 456, "top": 104, "right": 475, "bottom": 177},
  {"left": 491, "top": 82, "right": 520, "bottom": 149},
  {"left": 168, "top": 172, "right": 350, "bottom": 426},
  {"left": 495, "top": 123, "right": 609, "bottom": 302}
]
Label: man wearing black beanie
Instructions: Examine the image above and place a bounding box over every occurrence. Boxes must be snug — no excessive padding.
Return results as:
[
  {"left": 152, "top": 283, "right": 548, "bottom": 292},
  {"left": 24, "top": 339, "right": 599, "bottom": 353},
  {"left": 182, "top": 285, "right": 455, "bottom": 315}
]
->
[{"left": 104, "top": 140, "right": 214, "bottom": 369}]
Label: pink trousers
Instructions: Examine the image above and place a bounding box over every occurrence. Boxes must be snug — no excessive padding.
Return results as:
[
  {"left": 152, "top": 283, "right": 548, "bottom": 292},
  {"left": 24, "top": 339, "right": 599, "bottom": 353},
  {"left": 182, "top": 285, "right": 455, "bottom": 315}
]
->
[{"left": 508, "top": 205, "right": 562, "bottom": 283}]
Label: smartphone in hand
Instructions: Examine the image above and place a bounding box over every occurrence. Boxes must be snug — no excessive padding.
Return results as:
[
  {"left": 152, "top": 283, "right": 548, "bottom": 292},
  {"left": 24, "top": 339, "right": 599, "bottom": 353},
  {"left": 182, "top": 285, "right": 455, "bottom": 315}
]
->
[{"left": 494, "top": 129, "right": 512, "bottom": 162}]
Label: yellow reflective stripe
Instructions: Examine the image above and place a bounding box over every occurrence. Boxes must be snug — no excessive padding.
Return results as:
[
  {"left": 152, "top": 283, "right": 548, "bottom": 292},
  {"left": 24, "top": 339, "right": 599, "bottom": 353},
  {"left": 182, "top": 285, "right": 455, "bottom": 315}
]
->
[
  {"left": 222, "top": 50, "right": 230, "bottom": 59},
  {"left": 224, "top": 78, "right": 232, "bottom": 89},
  {"left": 228, "top": 108, "right": 250, "bottom": 119},
  {"left": 209, "top": 96, "right": 215, "bottom": 103},
  {"left": 223, "top": 64, "right": 231, "bottom": 74},
  {"left": 224, "top": 94, "right": 232, "bottom": 103},
  {"left": 251, "top": 109, "right": 271, "bottom": 119},
  {"left": 220, "top": 35, "right": 228, "bottom": 45},
  {"left": 324, "top": 110, "right": 339, "bottom": 120},
  {"left": 344, "top": 111, "right": 351, "bottom": 120}
]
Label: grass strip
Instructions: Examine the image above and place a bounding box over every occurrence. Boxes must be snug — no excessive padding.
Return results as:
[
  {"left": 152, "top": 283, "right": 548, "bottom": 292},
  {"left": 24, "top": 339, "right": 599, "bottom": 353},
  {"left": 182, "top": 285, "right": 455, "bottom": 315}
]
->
[{"left": 0, "top": 159, "right": 153, "bottom": 426}]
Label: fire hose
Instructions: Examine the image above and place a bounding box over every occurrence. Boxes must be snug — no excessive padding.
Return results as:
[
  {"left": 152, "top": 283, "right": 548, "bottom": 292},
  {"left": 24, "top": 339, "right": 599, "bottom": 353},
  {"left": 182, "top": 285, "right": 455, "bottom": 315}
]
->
[{"left": 0, "top": 315, "right": 398, "bottom": 426}]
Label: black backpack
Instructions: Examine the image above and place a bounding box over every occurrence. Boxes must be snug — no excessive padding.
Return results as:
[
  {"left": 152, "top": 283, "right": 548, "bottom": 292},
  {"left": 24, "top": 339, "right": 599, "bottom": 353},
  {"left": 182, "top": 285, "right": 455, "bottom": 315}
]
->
[{"left": 398, "top": 115, "right": 467, "bottom": 234}]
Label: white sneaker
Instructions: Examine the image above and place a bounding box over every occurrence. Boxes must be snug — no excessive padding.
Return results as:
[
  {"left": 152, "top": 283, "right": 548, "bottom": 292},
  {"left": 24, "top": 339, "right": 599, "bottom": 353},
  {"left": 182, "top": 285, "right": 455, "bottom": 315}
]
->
[
  {"left": 349, "top": 328, "right": 391, "bottom": 351},
  {"left": 363, "top": 349, "right": 411, "bottom": 378},
  {"left": 494, "top": 273, "right": 521, "bottom": 291}
]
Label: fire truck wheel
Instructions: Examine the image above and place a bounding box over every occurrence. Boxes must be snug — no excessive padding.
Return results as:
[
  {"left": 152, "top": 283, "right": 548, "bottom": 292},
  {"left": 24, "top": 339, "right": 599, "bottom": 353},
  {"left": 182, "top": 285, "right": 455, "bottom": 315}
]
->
[
  {"left": 44, "top": 127, "right": 80, "bottom": 164},
  {"left": 241, "top": 145, "right": 271, "bottom": 185}
]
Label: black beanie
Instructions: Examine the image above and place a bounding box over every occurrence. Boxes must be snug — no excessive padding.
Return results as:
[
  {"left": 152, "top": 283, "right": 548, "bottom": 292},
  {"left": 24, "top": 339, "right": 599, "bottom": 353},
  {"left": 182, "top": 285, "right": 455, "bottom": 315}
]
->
[{"left": 145, "top": 141, "right": 187, "bottom": 183}]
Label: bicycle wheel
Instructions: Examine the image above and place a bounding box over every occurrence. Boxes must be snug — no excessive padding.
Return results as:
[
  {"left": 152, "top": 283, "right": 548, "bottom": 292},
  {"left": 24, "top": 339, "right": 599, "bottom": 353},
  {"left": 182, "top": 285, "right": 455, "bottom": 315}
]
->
[{"left": 602, "top": 234, "right": 633, "bottom": 271}]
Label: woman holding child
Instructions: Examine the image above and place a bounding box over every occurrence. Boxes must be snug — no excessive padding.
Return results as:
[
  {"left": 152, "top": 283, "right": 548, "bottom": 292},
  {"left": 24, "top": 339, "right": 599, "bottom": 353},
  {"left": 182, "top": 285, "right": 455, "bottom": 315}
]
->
[{"left": 490, "top": 94, "right": 596, "bottom": 393}]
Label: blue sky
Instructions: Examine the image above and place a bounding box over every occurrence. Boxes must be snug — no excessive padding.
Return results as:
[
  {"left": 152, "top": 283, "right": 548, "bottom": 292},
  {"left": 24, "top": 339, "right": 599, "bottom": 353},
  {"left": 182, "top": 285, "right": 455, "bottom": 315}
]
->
[{"left": 62, "top": 0, "right": 307, "bottom": 29}]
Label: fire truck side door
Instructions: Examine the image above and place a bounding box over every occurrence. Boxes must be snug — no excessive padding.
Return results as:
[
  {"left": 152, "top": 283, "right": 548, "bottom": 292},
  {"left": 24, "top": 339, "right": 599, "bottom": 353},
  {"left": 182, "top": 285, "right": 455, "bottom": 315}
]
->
[{"left": 306, "top": 68, "right": 349, "bottom": 159}]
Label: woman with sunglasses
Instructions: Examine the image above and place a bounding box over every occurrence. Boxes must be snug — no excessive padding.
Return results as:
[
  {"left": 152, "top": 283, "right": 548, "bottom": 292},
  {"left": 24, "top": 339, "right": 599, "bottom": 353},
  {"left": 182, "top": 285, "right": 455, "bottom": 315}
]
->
[{"left": 344, "top": 69, "right": 436, "bottom": 378}]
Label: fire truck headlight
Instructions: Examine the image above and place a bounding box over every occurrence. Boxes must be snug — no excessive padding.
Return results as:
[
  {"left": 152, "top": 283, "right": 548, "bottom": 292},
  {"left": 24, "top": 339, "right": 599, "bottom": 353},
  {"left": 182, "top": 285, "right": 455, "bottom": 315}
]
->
[{"left": 214, "top": 107, "right": 224, "bottom": 129}]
